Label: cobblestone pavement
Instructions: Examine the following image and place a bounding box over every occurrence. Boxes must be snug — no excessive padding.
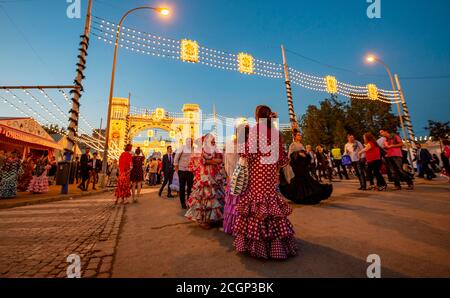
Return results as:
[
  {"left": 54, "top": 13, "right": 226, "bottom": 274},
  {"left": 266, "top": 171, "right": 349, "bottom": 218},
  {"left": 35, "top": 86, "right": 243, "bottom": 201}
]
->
[{"left": 0, "top": 191, "right": 124, "bottom": 278}]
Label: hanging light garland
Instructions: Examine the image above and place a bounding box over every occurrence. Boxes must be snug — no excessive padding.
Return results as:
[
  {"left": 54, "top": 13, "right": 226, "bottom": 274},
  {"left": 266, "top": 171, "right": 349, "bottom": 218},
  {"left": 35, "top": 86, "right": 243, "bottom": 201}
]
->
[{"left": 92, "top": 15, "right": 403, "bottom": 105}]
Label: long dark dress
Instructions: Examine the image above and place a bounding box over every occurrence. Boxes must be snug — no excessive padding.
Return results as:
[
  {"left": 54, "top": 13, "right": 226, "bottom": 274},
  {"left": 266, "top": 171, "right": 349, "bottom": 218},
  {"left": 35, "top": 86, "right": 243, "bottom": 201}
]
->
[
  {"left": 0, "top": 157, "right": 23, "bottom": 198},
  {"left": 280, "top": 151, "right": 332, "bottom": 205},
  {"left": 130, "top": 155, "right": 145, "bottom": 182}
]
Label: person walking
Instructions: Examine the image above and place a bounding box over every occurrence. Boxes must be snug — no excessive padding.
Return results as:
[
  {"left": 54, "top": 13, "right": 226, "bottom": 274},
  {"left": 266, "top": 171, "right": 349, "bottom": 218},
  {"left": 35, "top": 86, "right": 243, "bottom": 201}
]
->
[
  {"left": 344, "top": 134, "right": 367, "bottom": 190},
  {"left": 115, "top": 144, "right": 133, "bottom": 205},
  {"left": 316, "top": 145, "right": 332, "bottom": 182},
  {"left": 359, "top": 133, "right": 387, "bottom": 191},
  {"left": 233, "top": 105, "right": 296, "bottom": 260},
  {"left": 174, "top": 138, "right": 194, "bottom": 210},
  {"left": 306, "top": 145, "right": 318, "bottom": 180},
  {"left": 78, "top": 148, "right": 91, "bottom": 191},
  {"left": 159, "top": 146, "right": 175, "bottom": 198},
  {"left": 148, "top": 158, "right": 159, "bottom": 186},
  {"left": 130, "top": 147, "right": 145, "bottom": 202},
  {"left": 331, "top": 144, "right": 349, "bottom": 180},
  {"left": 89, "top": 152, "right": 102, "bottom": 190},
  {"left": 415, "top": 144, "right": 434, "bottom": 180},
  {"left": 380, "top": 129, "right": 414, "bottom": 190},
  {"left": 107, "top": 160, "right": 119, "bottom": 187}
]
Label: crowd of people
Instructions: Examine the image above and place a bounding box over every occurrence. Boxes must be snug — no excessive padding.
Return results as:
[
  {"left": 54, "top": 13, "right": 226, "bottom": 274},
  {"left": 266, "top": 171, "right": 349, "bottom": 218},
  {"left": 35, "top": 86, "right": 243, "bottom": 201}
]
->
[
  {"left": 111, "top": 104, "right": 450, "bottom": 260},
  {"left": 1, "top": 106, "right": 449, "bottom": 261},
  {"left": 0, "top": 150, "right": 60, "bottom": 199}
]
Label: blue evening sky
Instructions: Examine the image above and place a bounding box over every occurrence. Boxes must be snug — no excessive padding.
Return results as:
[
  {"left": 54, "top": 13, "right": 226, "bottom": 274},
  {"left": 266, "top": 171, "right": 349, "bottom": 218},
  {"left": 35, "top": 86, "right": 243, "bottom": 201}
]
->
[{"left": 1, "top": 0, "right": 449, "bottom": 137}]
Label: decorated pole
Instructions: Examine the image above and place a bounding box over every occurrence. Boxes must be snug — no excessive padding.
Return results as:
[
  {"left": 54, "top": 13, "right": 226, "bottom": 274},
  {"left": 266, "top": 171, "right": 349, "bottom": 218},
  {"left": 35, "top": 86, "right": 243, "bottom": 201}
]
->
[
  {"left": 62, "top": 0, "right": 93, "bottom": 194},
  {"left": 281, "top": 45, "right": 298, "bottom": 131},
  {"left": 394, "top": 74, "right": 416, "bottom": 146}
]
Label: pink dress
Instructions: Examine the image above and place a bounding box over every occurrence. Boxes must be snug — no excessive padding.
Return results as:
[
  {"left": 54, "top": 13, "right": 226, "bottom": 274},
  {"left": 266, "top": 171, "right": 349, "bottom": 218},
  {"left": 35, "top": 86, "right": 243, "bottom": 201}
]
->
[
  {"left": 28, "top": 158, "right": 50, "bottom": 194},
  {"left": 233, "top": 124, "right": 297, "bottom": 259}
]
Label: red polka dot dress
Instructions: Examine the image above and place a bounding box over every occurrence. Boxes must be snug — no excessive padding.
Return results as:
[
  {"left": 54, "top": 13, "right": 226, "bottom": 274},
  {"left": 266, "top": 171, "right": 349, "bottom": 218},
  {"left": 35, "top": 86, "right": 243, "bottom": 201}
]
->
[{"left": 233, "top": 124, "right": 297, "bottom": 260}]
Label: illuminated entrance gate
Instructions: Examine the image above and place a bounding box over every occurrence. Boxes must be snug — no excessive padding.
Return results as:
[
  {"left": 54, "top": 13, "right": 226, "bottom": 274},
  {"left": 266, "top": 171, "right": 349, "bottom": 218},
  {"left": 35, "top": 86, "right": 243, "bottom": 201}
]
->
[{"left": 109, "top": 97, "right": 200, "bottom": 156}]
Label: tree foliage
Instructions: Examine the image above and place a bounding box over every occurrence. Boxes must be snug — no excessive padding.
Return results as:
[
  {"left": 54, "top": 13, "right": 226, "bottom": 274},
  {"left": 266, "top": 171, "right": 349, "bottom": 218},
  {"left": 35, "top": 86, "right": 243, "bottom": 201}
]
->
[
  {"left": 42, "top": 124, "right": 67, "bottom": 135},
  {"left": 425, "top": 120, "right": 450, "bottom": 143},
  {"left": 299, "top": 95, "right": 399, "bottom": 149}
]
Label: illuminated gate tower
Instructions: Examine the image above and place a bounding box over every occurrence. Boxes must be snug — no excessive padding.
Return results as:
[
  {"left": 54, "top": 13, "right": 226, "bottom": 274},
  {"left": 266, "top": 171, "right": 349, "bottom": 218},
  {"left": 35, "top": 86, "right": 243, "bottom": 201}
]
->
[{"left": 108, "top": 97, "right": 200, "bottom": 156}]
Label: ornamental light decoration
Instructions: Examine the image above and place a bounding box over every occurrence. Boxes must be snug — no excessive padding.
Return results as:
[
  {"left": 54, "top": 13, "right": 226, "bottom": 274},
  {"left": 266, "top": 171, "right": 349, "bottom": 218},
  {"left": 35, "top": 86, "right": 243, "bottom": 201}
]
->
[
  {"left": 238, "top": 53, "right": 254, "bottom": 75},
  {"left": 154, "top": 108, "right": 165, "bottom": 120},
  {"left": 147, "top": 130, "right": 154, "bottom": 138},
  {"left": 325, "top": 75, "right": 338, "bottom": 94},
  {"left": 169, "top": 130, "right": 176, "bottom": 138},
  {"left": 367, "top": 84, "right": 379, "bottom": 100},
  {"left": 180, "top": 39, "right": 199, "bottom": 63}
]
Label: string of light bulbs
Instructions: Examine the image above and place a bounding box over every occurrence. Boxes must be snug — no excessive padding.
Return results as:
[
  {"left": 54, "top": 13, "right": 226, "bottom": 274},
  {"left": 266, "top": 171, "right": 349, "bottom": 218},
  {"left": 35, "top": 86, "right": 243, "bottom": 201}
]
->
[
  {"left": 2, "top": 89, "right": 122, "bottom": 159},
  {"left": 2, "top": 89, "right": 111, "bottom": 148},
  {"left": 92, "top": 15, "right": 402, "bottom": 104}
]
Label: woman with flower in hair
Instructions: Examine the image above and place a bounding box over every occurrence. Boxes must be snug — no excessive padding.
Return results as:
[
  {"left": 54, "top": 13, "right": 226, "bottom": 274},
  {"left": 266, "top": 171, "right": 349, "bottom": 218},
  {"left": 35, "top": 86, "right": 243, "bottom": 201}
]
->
[
  {"left": 185, "top": 134, "right": 226, "bottom": 229},
  {"left": 233, "top": 105, "right": 297, "bottom": 260}
]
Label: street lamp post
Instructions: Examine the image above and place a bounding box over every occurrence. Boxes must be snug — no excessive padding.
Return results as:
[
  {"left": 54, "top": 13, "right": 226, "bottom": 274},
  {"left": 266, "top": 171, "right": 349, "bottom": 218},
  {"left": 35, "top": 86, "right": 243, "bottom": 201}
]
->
[
  {"left": 366, "top": 55, "right": 414, "bottom": 168},
  {"left": 102, "top": 6, "right": 170, "bottom": 174}
]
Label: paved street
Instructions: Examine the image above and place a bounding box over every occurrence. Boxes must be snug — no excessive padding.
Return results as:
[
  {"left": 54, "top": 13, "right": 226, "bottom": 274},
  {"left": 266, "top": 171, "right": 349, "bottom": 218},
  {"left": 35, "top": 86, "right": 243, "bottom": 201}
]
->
[
  {"left": 0, "top": 179, "right": 449, "bottom": 278},
  {"left": 112, "top": 179, "right": 450, "bottom": 278},
  {"left": 0, "top": 190, "right": 122, "bottom": 278}
]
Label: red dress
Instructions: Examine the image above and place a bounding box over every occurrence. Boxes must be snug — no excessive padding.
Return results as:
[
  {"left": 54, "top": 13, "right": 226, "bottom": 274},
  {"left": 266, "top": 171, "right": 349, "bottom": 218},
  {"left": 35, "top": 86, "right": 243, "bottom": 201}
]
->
[
  {"left": 233, "top": 124, "right": 297, "bottom": 259},
  {"left": 185, "top": 150, "right": 226, "bottom": 225},
  {"left": 115, "top": 151, "right": 132, "bottom": 198}
]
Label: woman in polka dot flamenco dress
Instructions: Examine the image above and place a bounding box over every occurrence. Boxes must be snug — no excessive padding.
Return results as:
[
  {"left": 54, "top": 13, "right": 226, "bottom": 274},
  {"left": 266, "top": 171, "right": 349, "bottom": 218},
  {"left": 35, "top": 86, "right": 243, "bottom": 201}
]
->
[{"left": 233, "top": 105, "right": 297, "bottom": 260}]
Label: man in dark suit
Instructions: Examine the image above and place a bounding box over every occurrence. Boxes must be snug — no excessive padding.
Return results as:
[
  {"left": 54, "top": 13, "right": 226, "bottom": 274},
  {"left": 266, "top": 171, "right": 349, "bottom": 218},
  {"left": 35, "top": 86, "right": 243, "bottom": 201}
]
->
[
  {"left": 159, "top": 146, "right": 174, "bottom": 198},
  {"left": 415, "top": 144, "right": 435, "bottom": 180},
  {"left": 89, "top": 152, "right": 102, "bottom": 190},
  {"left": 78, "top": 148, "right": 91, "bottom": 191}
]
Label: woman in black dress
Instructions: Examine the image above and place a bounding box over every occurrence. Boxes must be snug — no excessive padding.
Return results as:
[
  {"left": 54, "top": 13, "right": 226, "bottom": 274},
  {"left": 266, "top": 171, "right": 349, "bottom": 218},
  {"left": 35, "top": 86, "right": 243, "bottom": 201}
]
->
[
  {"left": 280, "top": 149, "right": 333, "bottom": 205},
  {"left": 130, "top": 147, "right": 145, "bottom": 203}
]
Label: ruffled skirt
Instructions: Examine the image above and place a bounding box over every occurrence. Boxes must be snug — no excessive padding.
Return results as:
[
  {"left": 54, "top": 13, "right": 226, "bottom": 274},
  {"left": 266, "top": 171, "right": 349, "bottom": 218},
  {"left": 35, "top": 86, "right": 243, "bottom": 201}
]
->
[
  {"left": 27, "top": 173, "right": 49, "bottom": 194},
  {"left": 185, "top": 175, "right": 225, "bottom": 225},
  {"left": 223, "top": 186, "right": 240, "bottom": 234},
  {"left": 233, "top": 192, "right": 297, "bottom": 260},
  {"left": 17, "top": 171, "right": 33, "bottom": 192},
  {"left": 0, "top": 173, "right": 19, "bottom": 198}
]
